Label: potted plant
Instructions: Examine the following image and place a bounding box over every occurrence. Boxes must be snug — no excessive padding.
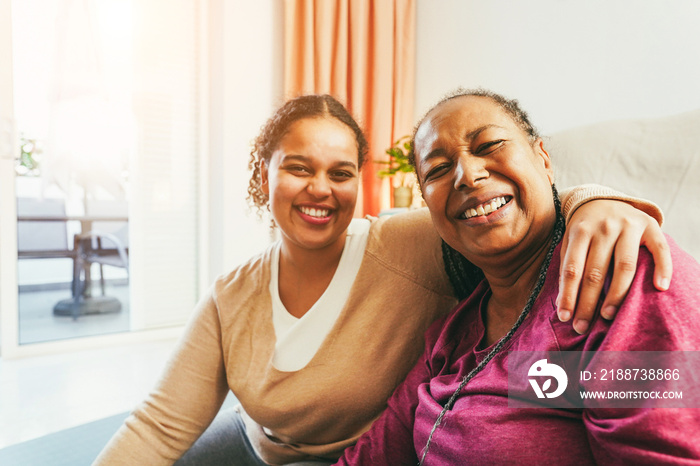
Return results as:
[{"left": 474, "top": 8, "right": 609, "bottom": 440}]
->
[
  {"left": 16, "top": 135, "right": 42, "bottom": 176},
  {"left": 376, "top": 135, "right": 415, "bottom": 208}
]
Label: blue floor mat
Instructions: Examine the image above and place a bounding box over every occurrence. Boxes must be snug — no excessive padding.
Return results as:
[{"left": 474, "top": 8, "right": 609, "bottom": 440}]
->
[
  {"left": 0, "top": 394, "right": 238, "bottom": 465},
  {"left": 0, "top": 411, "right": 129, "bottom": 466}
]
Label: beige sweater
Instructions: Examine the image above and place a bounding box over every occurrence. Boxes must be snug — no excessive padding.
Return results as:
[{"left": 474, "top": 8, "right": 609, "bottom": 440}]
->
[{"left": 94, "top": 186, "right": 662, "bottom": 465}]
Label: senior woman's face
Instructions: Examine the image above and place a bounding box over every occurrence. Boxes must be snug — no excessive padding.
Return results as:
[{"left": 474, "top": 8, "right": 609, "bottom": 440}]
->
[{"left": 414, "top": 95, "right": 555, "bottom": 264}]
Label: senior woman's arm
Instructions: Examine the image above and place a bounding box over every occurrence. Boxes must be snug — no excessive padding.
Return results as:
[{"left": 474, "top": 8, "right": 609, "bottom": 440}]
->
[
  {"left": 580, "top": 239, "right": 700, "bottom": 463},
  {"left": 558, "top": 184, "right": 671, "bottom": 334}
]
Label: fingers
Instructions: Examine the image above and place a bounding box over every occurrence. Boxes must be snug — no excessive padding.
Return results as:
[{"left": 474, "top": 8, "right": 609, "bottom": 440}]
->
[
  {"left": 641, "top": 221, "right": 673, "bottom": 291},
  {"left": 600, "top": 217, "right": 672, "bottom": 320},
  {"left": 557, "top": 222, "right": 591, "bottom": 326},
  {"left": 597, "top": 230, "right": 642, "bottom": 321},
  {"left": 568, "top": 229, "right": 619, "bottom": 334},
  {"left": 557, "top": 202, "right": 674, "bottom": 336}
]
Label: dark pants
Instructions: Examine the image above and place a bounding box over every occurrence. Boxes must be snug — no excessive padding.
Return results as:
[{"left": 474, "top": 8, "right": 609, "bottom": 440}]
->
[{"left": 175, "top": 407, "right": 334, "bottom": 466}]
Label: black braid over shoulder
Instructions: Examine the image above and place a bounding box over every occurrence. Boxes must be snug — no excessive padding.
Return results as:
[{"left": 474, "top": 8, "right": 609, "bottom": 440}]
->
[
  {"left": 441, "top": 242, "right": 485, "bottom": 301},
  {"left": 419, "top": 184, "right": 565, "bottom": 465}
]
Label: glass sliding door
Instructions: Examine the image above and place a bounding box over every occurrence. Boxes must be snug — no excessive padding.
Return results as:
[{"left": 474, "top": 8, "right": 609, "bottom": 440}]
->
[
  {"left": 2, "top": 0, "right": 204, "bottom": 353},
  {"left": 13, "top": 0, "right": 133, "bottom": 344}
]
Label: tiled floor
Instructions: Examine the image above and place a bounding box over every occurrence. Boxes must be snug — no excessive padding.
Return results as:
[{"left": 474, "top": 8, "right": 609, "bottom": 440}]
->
[
  {"left": 18, "top": 285, "right": 131, "bottom": 345},
  {"left": 0, "top": 283, "right": 178, "bottom": 450},
  {"left": 0, "top": 338, "right": 178, "bottom": 449}
]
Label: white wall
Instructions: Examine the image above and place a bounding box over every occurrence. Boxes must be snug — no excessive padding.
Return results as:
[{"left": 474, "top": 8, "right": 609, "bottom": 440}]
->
[
  {"left": 415, "top": 0, "right": 700, "bottom": 134},
  {"left": 207, "top": 0, "right": 283, "bottom": 282},
  {"left": 209, "top": 0, "right": 700, "bottom": 280}
]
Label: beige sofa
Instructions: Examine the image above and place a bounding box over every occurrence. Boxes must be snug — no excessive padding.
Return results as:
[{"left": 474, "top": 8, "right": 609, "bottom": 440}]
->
[{"left": 548, "top": 109, "right": 700, "bottom": 262}]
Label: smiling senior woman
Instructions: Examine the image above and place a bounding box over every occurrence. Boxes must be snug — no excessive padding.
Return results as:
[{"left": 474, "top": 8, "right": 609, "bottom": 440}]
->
[
  {"left": 336, "top": 90, "right": 700, "bottom": 465},
  {"left": 95, "top": 94, "right": 672, "bottom": 466}
]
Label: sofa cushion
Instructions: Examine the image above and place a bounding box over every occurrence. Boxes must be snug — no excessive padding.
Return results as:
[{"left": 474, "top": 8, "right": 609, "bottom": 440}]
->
[{"left": 548, "top": 109, "right": 700, "bottom": 262}]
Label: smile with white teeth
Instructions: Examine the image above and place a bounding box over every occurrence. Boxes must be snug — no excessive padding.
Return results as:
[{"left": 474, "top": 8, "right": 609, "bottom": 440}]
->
[
  {"left": 461, "top": 196, "right": 509, "bottom": 219},
  {"left": 299, "top": 206, "right": 331, "bottom": 218}
]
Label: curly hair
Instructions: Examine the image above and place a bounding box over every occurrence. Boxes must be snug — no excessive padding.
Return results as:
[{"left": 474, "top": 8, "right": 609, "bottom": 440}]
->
[
  {"left": 408, "top": 88, "right": 541, "bottom": 169},
  {"left": 247, "top": 94, "right": 369, "bottom": 216}
]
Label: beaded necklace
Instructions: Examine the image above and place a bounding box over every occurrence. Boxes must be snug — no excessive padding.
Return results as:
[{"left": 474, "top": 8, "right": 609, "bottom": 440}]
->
[{"left": 418, "top": 186, "right": 565, "bottom": 465}]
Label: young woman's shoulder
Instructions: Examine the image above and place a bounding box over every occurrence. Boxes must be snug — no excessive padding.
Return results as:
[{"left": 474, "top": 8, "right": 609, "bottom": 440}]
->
[
  {"left": 364, "top": 208, "right": 451, "bottom": 295},
  {"left": 365, "top": 208, "right": 439, "bottom": 252},
  {"left": 213, "top": 244, "right": 275, "bottom": 305}
]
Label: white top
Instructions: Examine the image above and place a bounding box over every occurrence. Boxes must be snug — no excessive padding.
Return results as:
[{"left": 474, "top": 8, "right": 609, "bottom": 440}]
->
[{"left": 269, "top": 218, "right": 371, "bottom": 371}]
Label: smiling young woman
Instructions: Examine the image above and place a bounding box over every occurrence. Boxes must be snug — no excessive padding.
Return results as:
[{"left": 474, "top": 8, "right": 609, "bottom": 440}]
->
[
  {"left": 261, "top": 117, "right": 360, "bottom": 254},
  {"left": 261, "top": 117, "right": 361, "bottom": 318},
  {"left": 94, "top": 94, "right": 674, "bottom": 466}
]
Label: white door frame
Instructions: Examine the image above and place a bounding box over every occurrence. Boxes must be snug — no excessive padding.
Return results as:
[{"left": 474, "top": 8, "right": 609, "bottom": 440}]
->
[{"left": 0, "top": 0, "right": 21, "bottom": 358}]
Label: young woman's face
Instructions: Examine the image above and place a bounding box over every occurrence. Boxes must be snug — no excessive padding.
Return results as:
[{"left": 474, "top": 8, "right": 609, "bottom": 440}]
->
[
  {"left": 261, "top": 117, "right": 360, "bottom": 253},
  {"left": 413, "top": 95, "right": 555, "bottom": 264}
]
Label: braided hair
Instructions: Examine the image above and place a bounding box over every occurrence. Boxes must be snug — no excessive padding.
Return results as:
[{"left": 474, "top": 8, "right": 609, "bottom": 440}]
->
[
  {"left": 419, "top": 184, "right": 566, "bottom": 465},
  {"left": 441, "top": 243, "right": 485, "bottom": 301}
]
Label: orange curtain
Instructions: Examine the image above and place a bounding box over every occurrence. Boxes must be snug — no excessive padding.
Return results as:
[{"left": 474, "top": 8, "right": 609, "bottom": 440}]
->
[{"left": 283, "top": 0, "right": 416, "bottom": 216}]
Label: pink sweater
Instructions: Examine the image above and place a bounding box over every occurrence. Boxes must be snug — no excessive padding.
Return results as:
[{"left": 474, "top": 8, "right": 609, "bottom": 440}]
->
[{"left": 337, "top": 237, "right": 700, "bottom": 465}]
